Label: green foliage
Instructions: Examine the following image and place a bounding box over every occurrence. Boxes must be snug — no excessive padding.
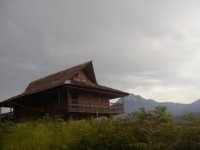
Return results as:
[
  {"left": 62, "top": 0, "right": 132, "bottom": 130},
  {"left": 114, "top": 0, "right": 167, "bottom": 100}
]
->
[
  {"left": 125, "top": 106, "right": 177, "bottom": 150},
  {"left": 172, "top": 114, "right": 200, "bottom": 150},
  {"left": 0, "top": 107, "right": 200, "bottom": 150}
]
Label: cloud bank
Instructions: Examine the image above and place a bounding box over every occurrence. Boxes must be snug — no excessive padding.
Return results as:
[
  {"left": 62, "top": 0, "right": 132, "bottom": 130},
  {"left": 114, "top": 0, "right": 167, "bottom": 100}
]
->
[{"left": 1, "top": 0, "right": 200, "bottom": 103}]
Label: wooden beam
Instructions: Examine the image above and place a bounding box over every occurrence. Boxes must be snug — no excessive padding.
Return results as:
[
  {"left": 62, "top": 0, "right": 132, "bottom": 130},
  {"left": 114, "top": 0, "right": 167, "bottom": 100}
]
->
[{"left": 66, "top": 85, "right": 125, "bottom": 98}]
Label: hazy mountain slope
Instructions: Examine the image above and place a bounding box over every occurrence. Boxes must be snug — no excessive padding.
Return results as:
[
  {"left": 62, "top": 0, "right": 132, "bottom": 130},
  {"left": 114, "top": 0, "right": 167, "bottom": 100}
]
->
[
  {"left": 122, "top": 95, "right": 159, "bottom": 114},
  {"left": 182, "top": 99, "right": 200, "bottom": 114},
  {"left": 121, "top": 94, "right": 200, "bottom": 116}
]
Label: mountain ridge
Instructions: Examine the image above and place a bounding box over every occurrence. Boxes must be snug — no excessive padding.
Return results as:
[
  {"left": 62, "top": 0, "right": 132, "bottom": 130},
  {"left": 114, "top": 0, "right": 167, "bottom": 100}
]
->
[{"left": 121, "top": 94, "right": 200, "bottom": 116}]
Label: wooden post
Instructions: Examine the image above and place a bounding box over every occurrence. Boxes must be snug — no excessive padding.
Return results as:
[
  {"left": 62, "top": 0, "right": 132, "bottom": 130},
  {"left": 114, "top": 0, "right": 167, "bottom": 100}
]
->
[
  {"left": 58, "top": 90, "right": 61, "bottom": 105},
  {"left": 96, "top": 111, "right": 99, "bottom": 119},
  {"left": 67, "top": 88, "right": 70, "bottom": 111},
  {"left": 0, "top": 107, "right": 1, "bottom": 121},
  {"left": 69, "top": 115, "right": 73, "bottom": 121},
  {"left": 120, "top": 97, "right": 124, "bottom": 113}
]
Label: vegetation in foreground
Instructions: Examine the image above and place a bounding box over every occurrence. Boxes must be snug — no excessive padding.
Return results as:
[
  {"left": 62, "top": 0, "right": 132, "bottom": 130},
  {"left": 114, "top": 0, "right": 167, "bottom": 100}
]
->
[{"left": 0, "top": 107, "right": 200, "bottom": 150}]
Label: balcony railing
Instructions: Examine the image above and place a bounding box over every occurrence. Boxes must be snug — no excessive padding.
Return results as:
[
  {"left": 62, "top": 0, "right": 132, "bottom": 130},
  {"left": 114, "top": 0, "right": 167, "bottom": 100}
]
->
[
  {"left": 0, "top": 112, "right": 13, "bottom": 120},
  {"left": 69, "top": 102, "right": 124, "bottom": 114},
  {"left": 110, "top": 103, "right": 124, "bottom": 114}
]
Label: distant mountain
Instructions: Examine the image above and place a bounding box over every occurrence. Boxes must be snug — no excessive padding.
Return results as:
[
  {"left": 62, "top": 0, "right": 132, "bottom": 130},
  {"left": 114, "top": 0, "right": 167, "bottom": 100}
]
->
[{"left": 120, "top": 94, "right": 200, "bottom": 116}]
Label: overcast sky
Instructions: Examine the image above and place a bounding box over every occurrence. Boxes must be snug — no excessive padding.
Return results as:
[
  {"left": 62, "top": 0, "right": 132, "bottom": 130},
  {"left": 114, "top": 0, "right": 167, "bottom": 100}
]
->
[{"left": 1, "top": 0, "right": 200, "bottom": 103}]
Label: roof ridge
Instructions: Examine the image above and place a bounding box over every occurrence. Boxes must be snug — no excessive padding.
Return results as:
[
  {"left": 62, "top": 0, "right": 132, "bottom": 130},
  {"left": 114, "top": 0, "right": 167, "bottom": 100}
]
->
[
  {"left": 28, "top": 61, "right": 92, "bottom": 84},
  {"left": 25, "top": 61, "right": 93, "bottom": 92}
]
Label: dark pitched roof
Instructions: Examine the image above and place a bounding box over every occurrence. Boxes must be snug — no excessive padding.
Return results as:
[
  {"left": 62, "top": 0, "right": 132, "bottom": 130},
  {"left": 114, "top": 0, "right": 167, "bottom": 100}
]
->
[
  {"left": 0, "top": 61, "right": 128, "bottom": 106},
  {"left": 25, "top": 61, "right": 97, "bottom": 95}
]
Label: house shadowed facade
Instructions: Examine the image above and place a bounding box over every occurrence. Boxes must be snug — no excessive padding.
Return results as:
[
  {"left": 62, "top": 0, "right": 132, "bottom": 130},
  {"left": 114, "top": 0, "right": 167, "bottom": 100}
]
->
[{"left": 0, "top": 61, "right": 128, "bottom": 121}]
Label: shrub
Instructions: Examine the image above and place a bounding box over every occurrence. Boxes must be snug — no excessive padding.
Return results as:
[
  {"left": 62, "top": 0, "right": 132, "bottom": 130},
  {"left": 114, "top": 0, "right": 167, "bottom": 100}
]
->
[{"left": 0, "top": 107, "right": 200, "bottom": 150}]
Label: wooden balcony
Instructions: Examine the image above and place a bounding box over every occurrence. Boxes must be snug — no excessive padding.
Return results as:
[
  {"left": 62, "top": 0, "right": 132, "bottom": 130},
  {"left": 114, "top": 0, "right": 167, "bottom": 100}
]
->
[
  {"left": 69, "top": 102, "right": 124, "bottom": 114},
  {"left": 0, "top": 112, "right": 13, "bottom": 120},
  {"left": 110, "top": 103, "right": 124, "bottom": 114},
  {"left": 0, "top": 101, "right": 124, "bottom": 121}
]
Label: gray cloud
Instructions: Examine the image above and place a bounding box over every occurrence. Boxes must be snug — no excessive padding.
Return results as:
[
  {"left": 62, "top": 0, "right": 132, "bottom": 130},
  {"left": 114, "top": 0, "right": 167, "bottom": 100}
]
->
[{"left": 1, "top": 0, "right": 200, "bottom": 103}]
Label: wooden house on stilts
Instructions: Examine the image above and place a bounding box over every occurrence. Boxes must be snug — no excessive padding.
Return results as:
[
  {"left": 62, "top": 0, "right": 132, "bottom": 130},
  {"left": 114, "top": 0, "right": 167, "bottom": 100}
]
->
[{"left": 0, "top": 61, "right": 128, "bottom": 120}]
